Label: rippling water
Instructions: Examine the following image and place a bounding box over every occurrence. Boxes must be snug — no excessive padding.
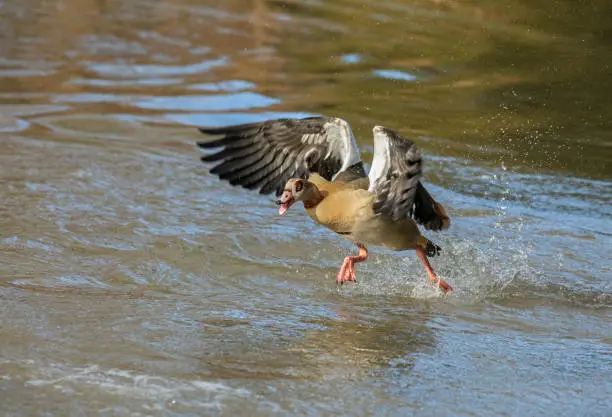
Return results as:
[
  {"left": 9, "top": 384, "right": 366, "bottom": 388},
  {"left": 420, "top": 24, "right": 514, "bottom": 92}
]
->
[{"left": 1, "top": 0, "right": 611, "bottom": 415}]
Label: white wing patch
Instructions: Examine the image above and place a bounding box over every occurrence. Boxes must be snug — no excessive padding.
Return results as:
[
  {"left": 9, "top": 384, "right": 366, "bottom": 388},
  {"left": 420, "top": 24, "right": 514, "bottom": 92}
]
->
[
  {"left": 367, "top": 126, "right": 391, "bottom": 194},
  {"left": 324, "top": 118, "right": 361, "bottom": 180}
]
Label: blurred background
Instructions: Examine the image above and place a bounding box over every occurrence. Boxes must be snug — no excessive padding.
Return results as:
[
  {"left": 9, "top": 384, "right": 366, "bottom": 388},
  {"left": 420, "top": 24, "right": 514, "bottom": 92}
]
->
[{"left": 1, "top": 0, "right": 611, "bottom": 415}]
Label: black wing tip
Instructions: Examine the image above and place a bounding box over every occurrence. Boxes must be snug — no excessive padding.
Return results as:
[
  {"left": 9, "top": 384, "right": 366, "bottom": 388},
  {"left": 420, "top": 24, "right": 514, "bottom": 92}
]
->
[
  {"left": 196, "top": 140, "right": 214, "bottom": 149},
  {"left": 197, "top": 123, "right": 257, "bottom": 137},
  {"left": 196, "top": 127, "right": 230, "bottom": 149},
  {"left": 198, "top": 126, "right": 230, "bottom": 136},
  {"left": 413, "top": 184, "right": 451, "bottom": 232},
  {"left": 418, "top": 216, "right": 445, "bottom": 232},
  {"left": 196, "top": 139, "right": 230, "bottom": 150},
  {"left": 200, "top": 153, "right": 220, "bottom": 163},
  {"left": 197, "top": 115, "right": 329, "bottom": 135}
]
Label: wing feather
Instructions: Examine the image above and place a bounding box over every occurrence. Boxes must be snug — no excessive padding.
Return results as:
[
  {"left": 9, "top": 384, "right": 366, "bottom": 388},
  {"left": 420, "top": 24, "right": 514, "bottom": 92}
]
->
[
  {"left": 368, "top": 126, "right": 424, "bottom": 222},
  {"left": 197, "top": 116, "right": 363, "bottom": 195},
  {"left": 368, "top": 126, "right": 451, "bottom": 229},
  {"left": 413, "top": 183, "right": 451, "bottom": 231}
]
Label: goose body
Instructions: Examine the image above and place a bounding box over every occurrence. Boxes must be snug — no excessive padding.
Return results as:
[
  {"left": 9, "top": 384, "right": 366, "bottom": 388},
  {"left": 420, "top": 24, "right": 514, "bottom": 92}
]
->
[
  {"left": 304, "top": 173, "right": 420, "bottom": 251},
  {"left": 197, "top": 116, "right": 453, "bottom": 292}
]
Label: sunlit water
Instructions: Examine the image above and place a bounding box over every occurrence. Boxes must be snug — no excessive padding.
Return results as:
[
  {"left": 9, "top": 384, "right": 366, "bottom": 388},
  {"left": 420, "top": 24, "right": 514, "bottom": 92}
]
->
[{"left": 1, "top": 0, "right": 611, "bottom": 415}]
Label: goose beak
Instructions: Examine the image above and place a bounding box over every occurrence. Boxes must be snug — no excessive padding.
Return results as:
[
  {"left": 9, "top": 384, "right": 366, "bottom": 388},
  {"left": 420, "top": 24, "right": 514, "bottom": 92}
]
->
[{"left": 276, "top": 190, "right": 294, "bottom": 215}]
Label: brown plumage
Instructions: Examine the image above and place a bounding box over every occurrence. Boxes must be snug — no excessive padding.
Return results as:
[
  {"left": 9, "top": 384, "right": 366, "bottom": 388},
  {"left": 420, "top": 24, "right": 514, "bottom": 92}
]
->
[{"left": 197, "top": 116, "right": 453, "bottom": 292}]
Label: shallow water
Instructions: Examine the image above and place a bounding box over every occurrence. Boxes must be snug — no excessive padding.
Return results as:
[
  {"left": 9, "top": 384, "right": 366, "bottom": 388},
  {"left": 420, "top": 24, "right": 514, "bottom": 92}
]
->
[{"left": 1, "top": 0, "right": 611, "bottom": 415}]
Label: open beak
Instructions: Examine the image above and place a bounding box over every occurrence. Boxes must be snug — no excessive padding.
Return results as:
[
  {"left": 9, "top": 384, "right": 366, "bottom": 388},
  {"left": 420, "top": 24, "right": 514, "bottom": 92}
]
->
[{"left": 276, "top": 190, "right": 294, "bottom": 215}]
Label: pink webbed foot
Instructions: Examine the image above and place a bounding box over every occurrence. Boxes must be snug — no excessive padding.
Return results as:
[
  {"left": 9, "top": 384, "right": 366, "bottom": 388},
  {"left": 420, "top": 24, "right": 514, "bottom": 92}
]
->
[
  {"left": 416, "top": 246, "right": 453, "bottom": 293},
  {"left": 335, "top": 246, "right": 368, "bottom": 286},
  {"left": 336, "top": 257, "right": 356, "bottom": 285}
]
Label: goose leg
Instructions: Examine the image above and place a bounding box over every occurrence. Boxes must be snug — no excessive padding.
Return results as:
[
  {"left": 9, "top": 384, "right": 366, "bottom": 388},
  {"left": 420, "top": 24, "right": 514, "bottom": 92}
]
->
[
  {"left": 336, "top": 245, "right": 368, "bottom": 285},
  {"left": 416, "top": 247, "right": 453, "bottom": 292}
]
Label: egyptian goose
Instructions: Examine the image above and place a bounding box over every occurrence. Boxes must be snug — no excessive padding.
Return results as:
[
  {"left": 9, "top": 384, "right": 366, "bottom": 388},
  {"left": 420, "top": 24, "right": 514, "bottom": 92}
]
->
[{"left": 196, "top": 116, "right": 453, "bottom": 292}]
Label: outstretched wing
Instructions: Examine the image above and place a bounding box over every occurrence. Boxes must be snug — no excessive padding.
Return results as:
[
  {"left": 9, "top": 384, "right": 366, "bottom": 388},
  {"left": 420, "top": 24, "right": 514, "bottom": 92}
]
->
[
  {"left": 368, "top": 126, "right": 422, "bottom": 222},
  {"left": 197, "top": 116, "right": 364, "bottom": 196},
  {"left": 367, "top": 125, "right": 451, "bottom": 230}
]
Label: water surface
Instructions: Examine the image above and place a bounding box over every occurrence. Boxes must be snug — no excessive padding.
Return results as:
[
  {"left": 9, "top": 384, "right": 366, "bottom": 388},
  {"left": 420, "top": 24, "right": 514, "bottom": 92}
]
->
[{"left": 1, "top": 0, "right": 611, "bottom": 415}]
